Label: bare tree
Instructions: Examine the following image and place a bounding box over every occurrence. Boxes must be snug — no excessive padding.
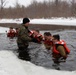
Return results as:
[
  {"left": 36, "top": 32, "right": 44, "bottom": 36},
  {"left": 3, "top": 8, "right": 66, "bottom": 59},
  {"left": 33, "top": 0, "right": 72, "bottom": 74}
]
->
[
  {"left": 0, "top": 0, "right": 8, "bottom": 18},
  {"left": 55, "top": 0, "right": 59, "bottom": 6},
  {"left": 15, "top": 0, "right": 21, "bottom": 8},
  {"left": 70, "top": 0, "right": 76, "bottom": 16},
  {"left": 0, "top": 0, "right": 7, "bottom": 10}
]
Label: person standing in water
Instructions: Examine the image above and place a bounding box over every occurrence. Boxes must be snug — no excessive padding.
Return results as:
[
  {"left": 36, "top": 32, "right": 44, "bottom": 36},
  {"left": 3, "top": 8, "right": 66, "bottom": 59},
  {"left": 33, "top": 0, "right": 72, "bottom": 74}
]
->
[
  {"left": 17, "top": 18, "right": 32, "bottom": 61},
  {"left": 52, "top": 34, "right": 70, "bottom": 66}
]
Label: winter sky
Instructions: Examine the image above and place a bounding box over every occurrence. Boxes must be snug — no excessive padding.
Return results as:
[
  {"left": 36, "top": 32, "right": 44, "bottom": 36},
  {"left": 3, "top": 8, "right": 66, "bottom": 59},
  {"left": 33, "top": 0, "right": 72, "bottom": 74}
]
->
[
  {"left": 5, "top": 0, "right": 72, "bottom": 8},
  {"left": 5, "top": 0, "right": 48, "bottom": 8}
]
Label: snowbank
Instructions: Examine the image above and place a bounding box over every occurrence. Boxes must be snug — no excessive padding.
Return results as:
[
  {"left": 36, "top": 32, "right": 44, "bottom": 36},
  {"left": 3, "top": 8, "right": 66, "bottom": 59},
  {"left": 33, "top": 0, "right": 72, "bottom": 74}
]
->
[
  {"left": 0, "top": 50, "right": 76, "bottom": 75},
  {"left": 0, "top": 18, "right": 76, "bottom": 26},
  {"left": 0, "top": 50, "right": 27, "bottom": 75},
  {"left": 30, "top": 18, "right": 76, "bottom": 26}
]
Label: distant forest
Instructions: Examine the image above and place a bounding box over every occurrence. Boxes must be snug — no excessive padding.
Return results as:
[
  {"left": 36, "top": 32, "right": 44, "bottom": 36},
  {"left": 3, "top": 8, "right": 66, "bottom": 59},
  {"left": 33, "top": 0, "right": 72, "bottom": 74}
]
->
[{"left": 0, "top": 0, "right": 76, "bottom": 18}]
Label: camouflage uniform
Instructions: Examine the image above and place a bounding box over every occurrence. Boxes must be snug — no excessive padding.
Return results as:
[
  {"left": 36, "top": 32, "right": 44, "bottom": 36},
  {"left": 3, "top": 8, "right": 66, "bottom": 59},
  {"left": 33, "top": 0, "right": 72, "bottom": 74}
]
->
[{"left": 17, "top": 24, "right": 31, "bottom": 61}]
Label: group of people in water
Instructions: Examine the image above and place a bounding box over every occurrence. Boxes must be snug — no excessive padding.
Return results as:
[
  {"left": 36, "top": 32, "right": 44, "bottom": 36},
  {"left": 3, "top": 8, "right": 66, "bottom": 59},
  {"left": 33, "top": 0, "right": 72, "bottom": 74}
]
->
[{"left": 7, "top": 17, "right": 70, "bottom": 68}]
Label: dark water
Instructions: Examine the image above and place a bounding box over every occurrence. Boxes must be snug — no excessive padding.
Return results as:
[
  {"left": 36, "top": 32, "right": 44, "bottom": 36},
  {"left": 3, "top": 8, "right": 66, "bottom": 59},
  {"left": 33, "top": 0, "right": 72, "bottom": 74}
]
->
[{"left": 0, "top": 29, "right": 76, "bottom": 71}]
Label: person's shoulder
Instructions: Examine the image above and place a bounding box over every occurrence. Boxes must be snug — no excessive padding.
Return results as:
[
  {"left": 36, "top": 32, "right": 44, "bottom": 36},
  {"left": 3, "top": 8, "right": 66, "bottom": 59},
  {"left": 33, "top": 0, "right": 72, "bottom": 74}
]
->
[
  {"left": 57, "top": 45, "right": 64, "bottom": 51},
  {"left": 19, "top": 25, "right": 25, "bottom": 29}
]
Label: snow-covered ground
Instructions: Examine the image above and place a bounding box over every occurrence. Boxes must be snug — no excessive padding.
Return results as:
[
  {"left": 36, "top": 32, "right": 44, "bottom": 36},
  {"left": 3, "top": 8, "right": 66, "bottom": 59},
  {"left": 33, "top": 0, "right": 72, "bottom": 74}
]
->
[
  {"left": 0, "top": 50, "right": 75, "bottom": 75},
  {"left": 0, "top": 17, "right": 76, "bottom": 26},
  {"left": 0, "top": 18, "right": 76, "bottom": 75}
]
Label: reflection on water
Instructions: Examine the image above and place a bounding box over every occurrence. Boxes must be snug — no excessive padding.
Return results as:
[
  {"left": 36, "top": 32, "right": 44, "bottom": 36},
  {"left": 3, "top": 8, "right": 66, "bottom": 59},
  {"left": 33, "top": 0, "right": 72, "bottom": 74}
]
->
[{"left": 0, "top": 30, "right": 76, "bottom": 71}]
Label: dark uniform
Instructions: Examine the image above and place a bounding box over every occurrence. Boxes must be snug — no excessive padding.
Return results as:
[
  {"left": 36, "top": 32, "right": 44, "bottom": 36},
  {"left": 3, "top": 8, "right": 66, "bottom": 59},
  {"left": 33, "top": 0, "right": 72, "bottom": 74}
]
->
[{"left": 17, "top": 18, "right": 31, "bottom": 61}]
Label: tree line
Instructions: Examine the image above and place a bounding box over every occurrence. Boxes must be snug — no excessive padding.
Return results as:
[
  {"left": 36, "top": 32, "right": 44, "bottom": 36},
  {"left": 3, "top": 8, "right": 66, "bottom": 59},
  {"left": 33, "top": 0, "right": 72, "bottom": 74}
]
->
[{"left": 0, "top": 0, "right": 76, "bottom": 18}]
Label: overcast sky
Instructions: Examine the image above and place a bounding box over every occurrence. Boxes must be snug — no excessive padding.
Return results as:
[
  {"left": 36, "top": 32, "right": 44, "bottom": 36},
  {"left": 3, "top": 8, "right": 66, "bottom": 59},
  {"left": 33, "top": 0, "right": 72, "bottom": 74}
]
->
[
  {"left": 5, "top": 0, "right": 47, "bottom": 8},
  {"left": 3, "top": 0, "right": 71, "bottom": 8}
]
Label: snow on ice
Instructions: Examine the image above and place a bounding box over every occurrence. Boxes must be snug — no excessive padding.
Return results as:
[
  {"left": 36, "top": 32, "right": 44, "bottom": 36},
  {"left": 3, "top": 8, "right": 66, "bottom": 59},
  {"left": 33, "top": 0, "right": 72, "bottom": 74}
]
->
[
  {"left": 0, "top": 17, "right": 76, "bottom": 26},
  {"left": 0, "top": 50, "right": 75, "bottom": 75}
]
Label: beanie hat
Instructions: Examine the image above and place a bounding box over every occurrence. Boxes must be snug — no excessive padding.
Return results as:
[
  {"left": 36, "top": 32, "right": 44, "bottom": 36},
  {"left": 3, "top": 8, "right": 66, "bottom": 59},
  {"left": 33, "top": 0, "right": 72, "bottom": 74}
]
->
[{"left": 23, "top": 18, "right": 30, "bottom": 24}]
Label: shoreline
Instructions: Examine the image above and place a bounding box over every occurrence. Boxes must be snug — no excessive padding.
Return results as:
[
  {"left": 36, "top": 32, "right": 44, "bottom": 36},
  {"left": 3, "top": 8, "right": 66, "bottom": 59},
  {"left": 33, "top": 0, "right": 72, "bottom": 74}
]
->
[{"left": 0, "top": 23, "right": 76, "bottom": 30}]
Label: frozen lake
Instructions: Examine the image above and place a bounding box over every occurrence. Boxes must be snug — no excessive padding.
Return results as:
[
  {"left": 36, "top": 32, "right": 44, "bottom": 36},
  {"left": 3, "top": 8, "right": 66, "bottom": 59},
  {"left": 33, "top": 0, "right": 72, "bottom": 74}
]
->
[{"left": 0, "top": 29, "right": 76, "bottom": 71}]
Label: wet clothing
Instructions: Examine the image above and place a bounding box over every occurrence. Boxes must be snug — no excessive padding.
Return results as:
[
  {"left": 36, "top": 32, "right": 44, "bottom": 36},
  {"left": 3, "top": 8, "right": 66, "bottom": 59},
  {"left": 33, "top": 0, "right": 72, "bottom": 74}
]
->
[
  {"left": 17, "top": 24, "right": 31, "bottom": 61},
  {"left": 7, "top": 29, "right": 15, "bottom": 38},
  {"left": 18, "top": 47, "right": 30, "bottom": 61},
  {"left": 31, "top": 35, "right": 43, "bottom": 44},
  {"left": 15, "top": 30, "right": 18, "bottom": 37},
  {"left": 29, "top": 31, "right": 43, "bottom": 44},
  {"left": 43, "top": 39, "right": 53, "bottom": 50},
  {"left": 52, "top": 40, "right": 70, "bottom": 64}
]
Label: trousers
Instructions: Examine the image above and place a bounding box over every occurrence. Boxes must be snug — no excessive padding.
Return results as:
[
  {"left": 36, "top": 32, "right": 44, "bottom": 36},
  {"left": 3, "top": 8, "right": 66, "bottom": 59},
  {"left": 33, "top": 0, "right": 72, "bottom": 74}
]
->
[{"left": 18, "top": 47, "right": 31, "bottom": 61}]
